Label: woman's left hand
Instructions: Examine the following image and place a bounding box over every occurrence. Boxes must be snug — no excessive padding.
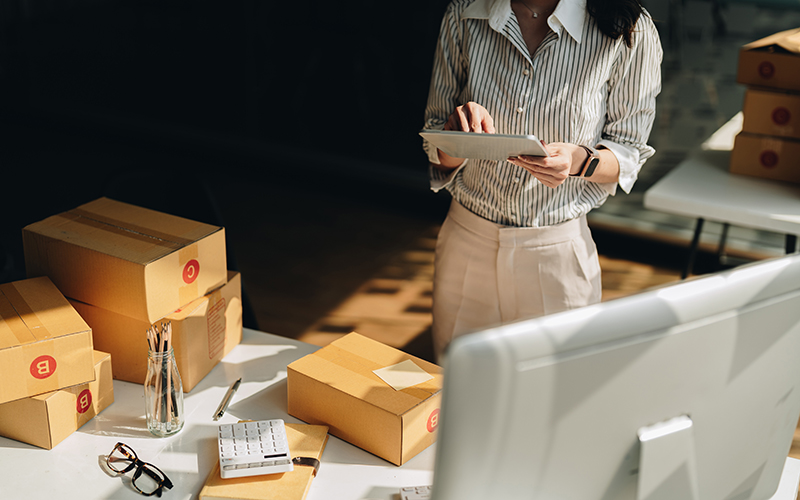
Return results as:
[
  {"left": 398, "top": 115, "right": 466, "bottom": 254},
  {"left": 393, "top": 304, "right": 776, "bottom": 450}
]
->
[{"left": 508, "top": 142, "right": 586, "bottom": 188}]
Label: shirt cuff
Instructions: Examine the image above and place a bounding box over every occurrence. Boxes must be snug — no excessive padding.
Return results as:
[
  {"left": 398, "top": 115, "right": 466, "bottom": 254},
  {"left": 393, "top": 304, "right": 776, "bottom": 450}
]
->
[
  {"left": 429, "top": 159, "right": 468, "bottom": 193},
  {"left": 595, "top": 140, "right": 641, "bottom": 196}
]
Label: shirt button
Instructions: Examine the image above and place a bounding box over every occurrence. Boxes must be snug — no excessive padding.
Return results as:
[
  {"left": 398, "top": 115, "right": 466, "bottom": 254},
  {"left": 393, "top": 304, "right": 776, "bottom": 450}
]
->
[
  {"left": 514, "top": 177, "right": 520, "bottom": 183},
  {"left": 516, "top": 107, "right": 524, "bottom": 113},
  {"left": 523, "top": 69, "right": 530, "bottom": 76}
]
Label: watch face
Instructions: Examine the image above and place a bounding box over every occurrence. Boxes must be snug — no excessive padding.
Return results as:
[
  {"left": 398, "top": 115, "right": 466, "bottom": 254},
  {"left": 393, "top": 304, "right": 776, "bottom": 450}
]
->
[{"left": 584, "top": 156, "right": 600, "bottom": 177}]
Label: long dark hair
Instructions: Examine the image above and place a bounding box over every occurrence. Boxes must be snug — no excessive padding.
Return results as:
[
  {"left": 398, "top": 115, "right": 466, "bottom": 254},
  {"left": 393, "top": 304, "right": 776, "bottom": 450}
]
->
[{"left": 586, "top": 0, "right": 646, "bottom": 47}]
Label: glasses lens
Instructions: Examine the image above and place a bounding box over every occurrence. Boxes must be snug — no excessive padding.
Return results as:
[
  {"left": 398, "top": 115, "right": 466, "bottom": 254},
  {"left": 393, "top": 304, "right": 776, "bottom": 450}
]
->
[
  {"left": 133, "top": 464, "right": 166, "bottom": 496},
  {"left": 107, "top": 443, "right": 136, "bottom": 473}
]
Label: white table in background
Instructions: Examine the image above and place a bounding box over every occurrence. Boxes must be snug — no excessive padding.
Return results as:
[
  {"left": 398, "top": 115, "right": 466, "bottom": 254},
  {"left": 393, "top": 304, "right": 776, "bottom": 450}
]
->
[
  {"left": 643, "top": 113, "right": 800, "bottom": 278},
  {"left": 0, "top": 328, "right": 434, "bottom": 500}
]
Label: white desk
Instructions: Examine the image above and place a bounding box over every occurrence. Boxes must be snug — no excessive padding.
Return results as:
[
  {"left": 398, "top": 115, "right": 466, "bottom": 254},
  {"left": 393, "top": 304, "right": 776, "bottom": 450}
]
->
[
  {"left": 643, "top": 114, "right": 800, "bottom": 278},
  {"left": 2, "top": 328, "right": 799, "bottom": 500},
  {"left": 0, "top": 328, "right": 435, "bottom": 500}
]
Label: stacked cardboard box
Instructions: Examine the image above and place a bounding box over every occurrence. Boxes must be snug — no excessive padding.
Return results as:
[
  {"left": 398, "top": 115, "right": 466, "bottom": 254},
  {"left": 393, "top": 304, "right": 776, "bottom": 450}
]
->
[
  {"left": 732, "top": 28, "right": 800, "bottom": 183},
  {"left": 23, "top": 197, "right": 243, "bottom": 391},
  {"left": 0, "top": 276, "right": 114, "bottom": 448}
]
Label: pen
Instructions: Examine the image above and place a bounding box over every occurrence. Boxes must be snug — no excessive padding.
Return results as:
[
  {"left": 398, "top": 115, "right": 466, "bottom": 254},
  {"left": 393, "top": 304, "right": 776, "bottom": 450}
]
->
[{"left": 213, "top": 378, "right": 242, "bottom": 421}]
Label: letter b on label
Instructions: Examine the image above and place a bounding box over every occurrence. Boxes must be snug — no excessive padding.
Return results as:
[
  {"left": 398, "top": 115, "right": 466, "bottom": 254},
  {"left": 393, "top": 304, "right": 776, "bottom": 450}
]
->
[
  {"left": 30, "top": 355, "right": 57, "bottom": 379},
  {"left": 427, "top": 409, "right": 440, "bottom": 433},
  {"left": 77, "top": 389, "right": 93, "bottom": 414}
]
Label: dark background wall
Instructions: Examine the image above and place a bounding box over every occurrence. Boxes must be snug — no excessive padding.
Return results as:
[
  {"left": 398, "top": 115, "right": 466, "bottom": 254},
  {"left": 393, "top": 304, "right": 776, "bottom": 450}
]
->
[{"left": 0, "top": 0, "right": 452, "bottom": 283}]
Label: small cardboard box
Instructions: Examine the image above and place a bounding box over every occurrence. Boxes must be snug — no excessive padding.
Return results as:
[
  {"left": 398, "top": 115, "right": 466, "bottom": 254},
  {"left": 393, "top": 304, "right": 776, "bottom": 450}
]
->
[
  {"left": 737, "top": 27, "right": 800, "bottom": 92},
  {"left": 287, "top": 332, "right": 442, "bottom": 466},
  {"left": 742, "top": 87, "right": 800, "bottom": 140},
  {"left": 0, "top": 350, "right": 114, "bottom": 449},
  {"left": 70, "top": 271, "right": 243, "bottom": 391},
  {"left": 730, "top": 132, "right": 800, "bottom": 184},
  {"left": 0, "top": 276, "right": 95, "bottom": 405},
  {"left": 23, "top": 197, "right": 227, "bottom": 323}
]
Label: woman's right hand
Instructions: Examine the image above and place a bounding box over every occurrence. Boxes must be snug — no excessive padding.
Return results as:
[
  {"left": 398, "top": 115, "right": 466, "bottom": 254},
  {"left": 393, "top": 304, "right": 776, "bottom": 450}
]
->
[
  {"left": 436, "top": 102, "right": 496, "bottom": 170},
  {"left": 444, "top": 102, "right": 496, "bottom": 133}
]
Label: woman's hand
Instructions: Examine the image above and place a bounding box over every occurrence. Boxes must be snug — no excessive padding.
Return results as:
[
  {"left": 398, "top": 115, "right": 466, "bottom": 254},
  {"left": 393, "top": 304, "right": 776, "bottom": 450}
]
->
[
  {"left": 435, "top": 102, "right": 497, "bottom": 170},
  {"left": 444, "top": 102, "right": 496, "bottom": 133},
  {"left": 508, "top": 142, "right": 586, "bottom": 188}
]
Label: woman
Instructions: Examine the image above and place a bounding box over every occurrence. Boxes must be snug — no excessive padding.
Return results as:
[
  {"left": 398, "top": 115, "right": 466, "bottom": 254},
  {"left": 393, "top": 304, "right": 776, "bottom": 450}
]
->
[{"left": 422, "top": 0, "right": 662, "bottom": 359}]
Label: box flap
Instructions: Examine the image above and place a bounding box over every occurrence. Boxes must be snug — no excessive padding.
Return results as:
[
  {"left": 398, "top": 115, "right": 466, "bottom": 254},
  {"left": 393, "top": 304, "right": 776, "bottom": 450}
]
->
[
  {"left": 0, "top": 277, "right": 91, "bottom": 350},
  {"left": 24, "top": 197, "right": 222, "bottom": 266},
  {"left": 288, "top": 333, "right": 442, "bottom": 416},
  {"left": 743, "top": 27, "right": 800, "bottom": 55}
]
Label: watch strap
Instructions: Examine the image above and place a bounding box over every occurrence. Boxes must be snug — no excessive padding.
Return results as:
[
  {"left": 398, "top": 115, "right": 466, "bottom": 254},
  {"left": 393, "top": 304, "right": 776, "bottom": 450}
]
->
[{"left": 575, "top": 145, "right": 600, "bottom": 178}]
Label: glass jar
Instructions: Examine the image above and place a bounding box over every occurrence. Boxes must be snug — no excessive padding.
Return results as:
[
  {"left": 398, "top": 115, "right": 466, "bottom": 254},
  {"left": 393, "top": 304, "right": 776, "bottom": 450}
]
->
[{"left": 144, "top": 348, "right": 185, "bottom": 437}]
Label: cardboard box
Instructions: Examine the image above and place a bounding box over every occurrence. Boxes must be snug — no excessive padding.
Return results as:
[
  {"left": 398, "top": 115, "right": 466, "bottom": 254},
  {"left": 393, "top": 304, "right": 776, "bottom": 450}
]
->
[
  {"left": 742, "top": 87, "right": 800, "bottom": 140},
  {"left": 0, "top": 277, "right": 95, "bottom": 405},
  {"left": 0, "top": 350, "right": 113, "bottom": 449},
  {"left": 730, "top": 132, "right": 800, "bottom": 184},
  {"left": 70, "top": 271, "right": 243, "bottom": 391},
  {"left": 23, "top": 197, "right": 227, "bottom": 323},
  {"left": 287, "top": 332, "right": 442, "bottom": 466},
  {"left": 737, "top": 27, "right": 800, "bottom": 92}
]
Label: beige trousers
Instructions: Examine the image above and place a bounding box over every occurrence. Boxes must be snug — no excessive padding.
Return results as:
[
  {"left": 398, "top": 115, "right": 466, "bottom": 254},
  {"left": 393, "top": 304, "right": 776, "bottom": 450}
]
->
[{"left": 432, "top": 200, "right": 602, "bottom": 360}]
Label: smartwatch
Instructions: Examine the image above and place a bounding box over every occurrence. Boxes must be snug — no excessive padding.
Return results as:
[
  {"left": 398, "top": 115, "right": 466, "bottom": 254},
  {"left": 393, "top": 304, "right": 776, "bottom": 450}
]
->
[{"left": 572, "top": 145, "right": 601, "bottom": 177}]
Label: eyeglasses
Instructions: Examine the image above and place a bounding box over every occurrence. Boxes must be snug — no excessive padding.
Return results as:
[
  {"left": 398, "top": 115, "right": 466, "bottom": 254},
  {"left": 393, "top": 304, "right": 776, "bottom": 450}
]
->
[{"left": 106, "top": 442, "right": 174, "bottom": 497}]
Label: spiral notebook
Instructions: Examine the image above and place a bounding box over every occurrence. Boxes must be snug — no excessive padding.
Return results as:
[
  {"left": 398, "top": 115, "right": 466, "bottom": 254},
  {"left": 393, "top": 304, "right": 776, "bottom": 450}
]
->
[{"left": 199, "top": 423, "right": 329, "bottom": 500}]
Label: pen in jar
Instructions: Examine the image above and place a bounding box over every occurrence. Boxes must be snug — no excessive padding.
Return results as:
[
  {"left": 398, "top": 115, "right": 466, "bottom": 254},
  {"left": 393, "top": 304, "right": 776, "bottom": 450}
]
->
[{"left": 213, "top": 378, "right": 242, "bottom": 421}]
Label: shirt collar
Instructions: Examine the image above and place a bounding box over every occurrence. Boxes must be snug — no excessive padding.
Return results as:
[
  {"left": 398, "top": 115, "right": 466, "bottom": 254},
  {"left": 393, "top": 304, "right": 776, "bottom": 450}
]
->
[{"left": 462, "top": 0, "right": 586, "bottom": 43}]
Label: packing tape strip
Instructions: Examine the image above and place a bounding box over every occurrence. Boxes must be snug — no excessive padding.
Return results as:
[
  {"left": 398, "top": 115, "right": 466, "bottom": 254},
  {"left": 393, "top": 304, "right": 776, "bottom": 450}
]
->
[
  {"left": 0, "top": 285, "right": 44, "bottom": 344},
  {"left": 314, "top": 345, "right": 437, "bottom": 401},
  {"left": 67, "top": 208, "right": 197, "bottom": 248}
]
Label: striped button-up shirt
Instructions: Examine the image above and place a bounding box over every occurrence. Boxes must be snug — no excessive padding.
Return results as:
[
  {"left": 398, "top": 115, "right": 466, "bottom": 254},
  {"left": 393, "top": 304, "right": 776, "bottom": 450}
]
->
[{"left": 423, "top": 0, "right": 663, "bottom": 227}]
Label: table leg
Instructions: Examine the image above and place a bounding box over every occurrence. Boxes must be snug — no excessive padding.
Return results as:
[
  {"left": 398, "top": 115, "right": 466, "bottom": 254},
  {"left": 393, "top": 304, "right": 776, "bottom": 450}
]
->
[
  {"left": 787, "top": 235, "right": 798, "bottom": 254},
  {"left": 684, "top": 218, "right": 705, "bottom": 279},
  {"left": 716, "top": 223, "right": 730, "bottom": 269}
]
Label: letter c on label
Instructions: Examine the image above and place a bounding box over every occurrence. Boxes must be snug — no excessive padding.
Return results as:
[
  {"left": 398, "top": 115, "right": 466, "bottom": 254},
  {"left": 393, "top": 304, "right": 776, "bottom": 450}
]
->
[{"left": 183, "top": 259, "right": 200, "bottom": 284}]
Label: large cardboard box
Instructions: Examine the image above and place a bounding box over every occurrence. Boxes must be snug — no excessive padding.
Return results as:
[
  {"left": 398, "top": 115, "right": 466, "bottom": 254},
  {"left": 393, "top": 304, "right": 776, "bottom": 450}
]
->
[
  {"left": 70, "top": 271, "right": 243, "bottom": 391},
  {"left": 287, "top": 333, "right": 442, "bottom": 466},
  {"left": 742, "top": 87, "right": 800, "bottom": 140},
  {"left": 730, "top": 132, "right": 800, "bottom": 184},
  {"left": 23, "top": 197, "right": 227, "bottom": 323},
  {"left": 0, "top": 277, "right": 95, "bottom": 405},
  {"left": 737, "top": 27, "right": 800, "bottom": 92},
  {"left": 0, "top": 350, "right": 114, "bottom": 449}
]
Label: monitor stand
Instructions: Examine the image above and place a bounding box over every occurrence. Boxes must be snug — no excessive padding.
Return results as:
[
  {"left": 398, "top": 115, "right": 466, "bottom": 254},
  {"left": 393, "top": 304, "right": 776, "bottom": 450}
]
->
[
  {"left": 637, "top": 415, "right": 700, "bottom": 500},
  {"left": 637, "top": 416, "right": 800, "bottom": 500}
]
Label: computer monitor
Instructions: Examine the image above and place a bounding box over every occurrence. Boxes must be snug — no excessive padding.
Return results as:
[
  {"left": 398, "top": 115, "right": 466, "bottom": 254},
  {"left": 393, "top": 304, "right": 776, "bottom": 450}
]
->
[{"left": 431, "top": 253, "right": 800, "bottom": 500}]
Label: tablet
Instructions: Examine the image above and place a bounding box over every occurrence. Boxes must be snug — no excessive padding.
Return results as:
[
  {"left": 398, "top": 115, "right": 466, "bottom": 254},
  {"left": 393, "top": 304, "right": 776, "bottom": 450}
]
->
[{"left": 419, "top": 129, "right": 550, "bottom": 161}]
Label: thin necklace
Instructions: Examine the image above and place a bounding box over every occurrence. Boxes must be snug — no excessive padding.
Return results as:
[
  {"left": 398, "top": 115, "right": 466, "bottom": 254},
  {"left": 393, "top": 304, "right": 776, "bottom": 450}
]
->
[{"left": 516, "top": 0, "right": 549, "bottom": 18}]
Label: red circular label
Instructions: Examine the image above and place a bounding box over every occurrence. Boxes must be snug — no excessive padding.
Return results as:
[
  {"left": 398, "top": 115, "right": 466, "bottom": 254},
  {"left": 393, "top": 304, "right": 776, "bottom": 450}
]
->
[
  {"left": 760, "top": 150, "right": 779, "bottom": 168},
  {"left": 758, "top": 61, "right": 775, "bottom": 79},
  {"left": 30, "top": 355, "right": 57, "bottom": 379},
  {"left": 772, "top": 107, "right": 791, "bottom": 126},
  {"left": 76, "top": 389, "right": 93, "bottom": 414},
  {"left": 183, "top": 259, "right": 200, "bottom": 284},
  {"left": 427, "top": 409, "right": 440, "bottom": 433}
]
